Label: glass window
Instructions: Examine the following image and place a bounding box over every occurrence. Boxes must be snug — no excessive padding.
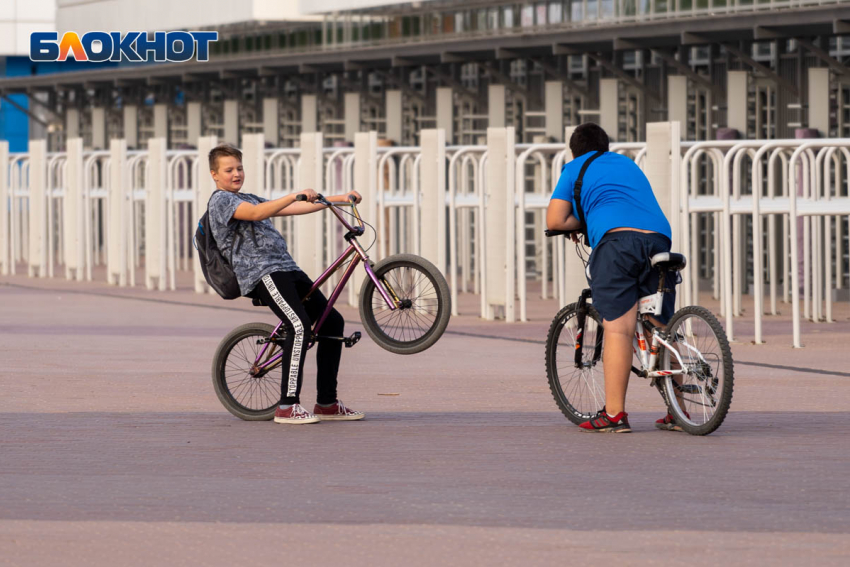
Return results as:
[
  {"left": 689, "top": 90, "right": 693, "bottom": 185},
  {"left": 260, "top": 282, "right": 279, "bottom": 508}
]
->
[
  {"left": 503, "top": 6, "right": 515, "bottom": 27},
  {"left": 477, "top": 10, "right": 487, "bottom": 31},
  {"left": 521, "top": 5, "right": 534, "bottom": 27},
  {"left": 536, "top": 3, "right": 548, "bottom": 25},
  {"left": 587, "top": 0, "right": 598, "bottom": 20},
  {"left": 489, "top": 8, "right": 500, "bottom": 29},
  {"left": 455, "top": 12, "right": 465, "bottom": 33},
  {"left": 443, "top": 14, "right": 455, "bottom": 33},
  {"left": 264, "top": 35, "right": 271, "bottom": 50},
  {"left": 655, "top": 0, "right": 668, "bottom": 13},
  {"left": 571, "top": 0, "right": 584, "bottom": 21},
  {"left": 246, "top": 36, "right": 253, "bottom": 51},
  {"left": 601, "top": 0, "right": 614, "bottom": 18},
  {"left": 638, "top": 0, "right": 651, "bottom": 15},
  {"left": 549, "top": 2, "right": 563, "bottom": 23},
  {"left": 623, "top": 0, "right": 636, "bottom": 16}
]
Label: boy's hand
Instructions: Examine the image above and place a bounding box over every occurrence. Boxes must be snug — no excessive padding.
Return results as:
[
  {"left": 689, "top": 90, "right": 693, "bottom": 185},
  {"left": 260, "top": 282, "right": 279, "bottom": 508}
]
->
[
  {"left": 346, "top": 191, "right": 362, "bottom": 204},
  {"left": 296, "top": 189, "right": 319, "bottom": 203}
]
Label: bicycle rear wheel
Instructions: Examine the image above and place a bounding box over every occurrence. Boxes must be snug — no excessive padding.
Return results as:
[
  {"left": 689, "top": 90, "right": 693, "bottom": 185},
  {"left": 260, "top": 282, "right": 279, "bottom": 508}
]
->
[
  {"left": 660, "top": 306, "right": 734, "bottom": 436},
  {"left": 212, "top": 322, "right": 283, "bottom": 421},
  {"left": 359, "top": 254, "right": 451, "bottom": 355},
  {"left": 545, "top": 303, "right": 606, "bottom": 425}
]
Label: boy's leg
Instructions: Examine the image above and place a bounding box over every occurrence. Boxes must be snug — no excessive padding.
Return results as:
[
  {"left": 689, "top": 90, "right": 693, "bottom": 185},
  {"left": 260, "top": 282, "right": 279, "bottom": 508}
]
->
[
  {"left": 292, "top": 272, "right": 344, "bottom": 405},
  {"left": 601, "top": 303, "right": 638, "bottom": 416},
  {"left": 251, "top": 272, "right": 312, "bottom": 405}
]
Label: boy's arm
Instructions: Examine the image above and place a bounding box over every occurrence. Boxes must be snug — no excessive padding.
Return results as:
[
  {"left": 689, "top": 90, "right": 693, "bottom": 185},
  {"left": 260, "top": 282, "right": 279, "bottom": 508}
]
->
[
  {"left": 546, "top": 199, "right": 582, "bottom": 232},
  {"left": 232, "top": 189, "right": 318, "bottom": 222},
  {"left": 273, "top": 190, "right": 362, "bottom": 217}
]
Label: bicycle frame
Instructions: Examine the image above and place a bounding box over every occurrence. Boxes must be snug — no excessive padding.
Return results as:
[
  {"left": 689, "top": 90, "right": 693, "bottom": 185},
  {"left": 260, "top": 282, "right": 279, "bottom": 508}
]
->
[
  {"left": 250, "top": 197, "right": 402, "bottom": 375},
  {"left": 632, "top": 318, "right": 688, "bottom": 380}
]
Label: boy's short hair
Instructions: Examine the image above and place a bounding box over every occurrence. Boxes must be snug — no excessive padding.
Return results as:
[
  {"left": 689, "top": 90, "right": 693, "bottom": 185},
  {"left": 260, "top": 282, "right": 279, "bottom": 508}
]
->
[
  {"left": 569, "top": 123, "right": 610, "bottom": 158},
  {"left": 209, "top": 143, "right": 242, "bottom": 171}
]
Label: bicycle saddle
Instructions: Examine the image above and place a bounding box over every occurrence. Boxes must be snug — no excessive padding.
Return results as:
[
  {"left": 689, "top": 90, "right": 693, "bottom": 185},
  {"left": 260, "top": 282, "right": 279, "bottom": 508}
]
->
[{"left": 650, "top": 252, "right": 687, "bottom": 272}]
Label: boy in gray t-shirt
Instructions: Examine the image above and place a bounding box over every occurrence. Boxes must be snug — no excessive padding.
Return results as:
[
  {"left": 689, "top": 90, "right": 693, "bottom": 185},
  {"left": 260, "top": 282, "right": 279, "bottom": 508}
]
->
[{"left": 207, "top": 144, "right": 364, "bottom": 425}]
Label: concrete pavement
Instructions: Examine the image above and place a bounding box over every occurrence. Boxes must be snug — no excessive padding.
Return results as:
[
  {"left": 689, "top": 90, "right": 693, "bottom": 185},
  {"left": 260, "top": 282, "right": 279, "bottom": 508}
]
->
[{"left": 1, "top": 272, "right": 849, "bottom": 566}]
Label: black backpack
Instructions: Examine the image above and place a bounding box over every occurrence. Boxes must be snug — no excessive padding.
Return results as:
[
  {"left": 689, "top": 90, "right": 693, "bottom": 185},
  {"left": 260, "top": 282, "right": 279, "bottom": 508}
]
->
[{"left": 194, "top": 191, "right": 243, "bottom": 300}]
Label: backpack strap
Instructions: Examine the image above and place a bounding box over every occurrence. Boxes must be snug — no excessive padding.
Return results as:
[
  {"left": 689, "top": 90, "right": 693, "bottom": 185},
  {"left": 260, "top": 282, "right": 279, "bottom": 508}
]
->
[{"left": 573, "top": 150, "right": 605, "bottom": 245}]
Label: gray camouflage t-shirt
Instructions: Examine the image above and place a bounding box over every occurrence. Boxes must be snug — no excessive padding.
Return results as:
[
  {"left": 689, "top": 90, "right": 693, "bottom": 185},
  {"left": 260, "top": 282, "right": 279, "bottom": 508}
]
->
[{"left": 208, "top": 191, "right": 300, "bottom": 295}]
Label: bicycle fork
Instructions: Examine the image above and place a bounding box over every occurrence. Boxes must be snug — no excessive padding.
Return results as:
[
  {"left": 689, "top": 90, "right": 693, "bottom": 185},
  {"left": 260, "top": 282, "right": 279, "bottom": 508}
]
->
[{"left": 574, "top": 289, "right": 603, "bottom": 369}]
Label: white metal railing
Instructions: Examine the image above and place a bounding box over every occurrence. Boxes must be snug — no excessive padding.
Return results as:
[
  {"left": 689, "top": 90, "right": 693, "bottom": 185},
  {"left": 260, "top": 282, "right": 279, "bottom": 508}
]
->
[{"left": 4, "top": 130, "right": 849, "bottom": 351}]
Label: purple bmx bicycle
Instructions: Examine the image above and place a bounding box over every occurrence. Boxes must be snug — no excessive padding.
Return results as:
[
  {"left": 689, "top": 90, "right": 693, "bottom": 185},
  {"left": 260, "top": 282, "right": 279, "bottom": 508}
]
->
[{"left": 212, "top": 194, "right": 451, "bottom": 421}]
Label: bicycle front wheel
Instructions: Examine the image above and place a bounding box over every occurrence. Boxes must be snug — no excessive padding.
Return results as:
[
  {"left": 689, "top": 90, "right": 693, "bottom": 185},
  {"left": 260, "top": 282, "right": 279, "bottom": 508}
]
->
[
  {"left": 660, "top": 306, "right": 734, "bottom": 436},
  {"left": 545, "top": 303, "right": 606, "bottom": 425},
  {"left": 359, "top": 254, "right": 451, "bottom": 355},
  {"left": 212, "top": 322, "right": 283, "bottom": 421}
]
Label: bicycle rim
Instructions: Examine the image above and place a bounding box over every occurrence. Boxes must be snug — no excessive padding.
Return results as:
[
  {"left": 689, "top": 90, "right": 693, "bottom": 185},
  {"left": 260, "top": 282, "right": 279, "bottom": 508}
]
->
[
  {"left": 662, "top": 307, "right": 733, "bottom": 434},
  {"left": 547, "top": 305, "right": 606, "bottom": 422},
  {"left": 221, "top": 329, "right": 282, "bottom": 414},
  {"left": 369, "top": 264, "right": 441, "bottom": 345}
]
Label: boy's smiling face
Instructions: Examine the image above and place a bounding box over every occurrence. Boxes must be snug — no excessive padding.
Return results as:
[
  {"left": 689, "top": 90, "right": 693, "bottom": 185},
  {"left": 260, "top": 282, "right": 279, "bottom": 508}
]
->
[{"left": 211, "top": 156, "right": 244, "bottom": 192}]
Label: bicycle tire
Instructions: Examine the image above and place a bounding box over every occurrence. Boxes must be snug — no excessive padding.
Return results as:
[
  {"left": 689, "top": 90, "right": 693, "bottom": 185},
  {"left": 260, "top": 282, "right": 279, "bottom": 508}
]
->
[
  {"left": 212, "top": 322, "right": 281, "bottom": 421},
  {"left": 660, "top": 306, "right": 734, "bottom": 436},
  {"left": 359, "top": 254, "right": 451, "bottom": 355},
  {"left": 545, "top": 302, "right": 606, "bottom": 425}
]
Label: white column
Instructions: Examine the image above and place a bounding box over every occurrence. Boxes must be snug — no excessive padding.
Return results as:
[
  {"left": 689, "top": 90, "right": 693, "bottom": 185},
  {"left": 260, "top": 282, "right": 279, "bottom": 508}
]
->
[
  {"left": 145, "top": 138, "right": 167, "bottom": 290},
  {"left": 0, "top": 141, "right": 8, "bottom": 275},
  {"left": 545, "top": 81, "right": 564, "bottom": 141},
  {"left": 296, "top": 132, "right": 324, "bottom": 279},
  {"left": 667, "top": 75, "right": 688, "bottom": 139},
  {"left": 561, "top": 126, "right": 588, "bottom": 303},
  {"left": 66, "top": 108, "right": 80, "bottom": 139},
  {"left": 123, "top": 105, "right": 138, "bottom": 148},
  {"left": 108, "top": 139, "right": 129, "bottom": 286},
  {"left": 645, "top": 121, "right": 682, "bottom": 251},
  {"left": 436, "top": 87, "right": 454, "bottom": 144},
  {"left": 727, "top": 70, "right": 749, "bottom": 136},
  {"left": 91, "top": 107, "right": 106, "bottom": 150},
  {"left": 599, "top": 78, "right": 619, "bottom": 141},
  {"left": 64, "top": 138, "right": 85, "bottom": 280},
  {"left": 301, "top": 94, "right": 317, "bottom": 133},
  {"left": 344, "top": 92, "right": 361, "bottom": 143},
  {"left": 187, "top": 102, "right": 202, "bottom": 147},
  {"left": 263, "top": 98, "right": 280, "bottom": 147},
  {"left": 807, "top": 67, "right": 830, "bottom": 136},
  {"left": 484, "top": 127, "right": 516, "bottom": 321},
  {"left": 194, "top": 135, "right": 219, "bottom": 293},
  {"left": 153, "top": 103, "right": 168, "bottom": 141},
  {"left": 419, "top": 128, "right": 447, "bottom": 272},
  {"left": 385, "top": 90, "right": 403, "bottom": 144},
  {"left": 241, "top": 133, "right": 266, "bottom": 197},
  {"left": 488, "top": 84, "right": 506, "bottom": 128},
  {"left": 28, "top": 140, "right": 47, "bottom": 277},
  {"left": 352, "top": 131, "right": 378, "bottom": 299},
  {"left": 223, "top": 100, "right": 239, "bottom": 146}
]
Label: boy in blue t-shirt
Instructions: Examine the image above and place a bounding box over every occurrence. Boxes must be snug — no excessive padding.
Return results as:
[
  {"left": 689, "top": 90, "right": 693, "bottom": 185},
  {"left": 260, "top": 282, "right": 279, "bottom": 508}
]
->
[{"left": 546, "top": 123, "right": 677, "bottom": 433}]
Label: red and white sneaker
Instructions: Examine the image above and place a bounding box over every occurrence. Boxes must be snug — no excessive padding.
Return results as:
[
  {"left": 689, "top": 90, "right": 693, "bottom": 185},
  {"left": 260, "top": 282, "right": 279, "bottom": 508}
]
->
[
  {"left": 313, "top": 400, "right": 364, "bottom": 421},
  {"left": 655, "top": 411, "right": 690, "bottom": 432},
  {"left": 274, "top": 404, "right": 320, "bottom": 424}
]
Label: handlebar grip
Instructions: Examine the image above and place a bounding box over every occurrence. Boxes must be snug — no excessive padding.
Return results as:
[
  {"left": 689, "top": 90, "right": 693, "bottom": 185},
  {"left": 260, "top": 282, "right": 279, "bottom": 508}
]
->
[
  {"left": 545, "top": 229, "right": 575, "bottom": 237},
  {"left": 295, "top": 194, "right": 307, "bottom": 201}
]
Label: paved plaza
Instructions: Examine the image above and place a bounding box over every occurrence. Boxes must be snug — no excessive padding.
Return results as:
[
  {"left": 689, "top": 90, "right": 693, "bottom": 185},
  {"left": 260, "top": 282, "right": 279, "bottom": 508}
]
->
[{"left": 1, "top": 270, "right": 849, "bottom": 566}]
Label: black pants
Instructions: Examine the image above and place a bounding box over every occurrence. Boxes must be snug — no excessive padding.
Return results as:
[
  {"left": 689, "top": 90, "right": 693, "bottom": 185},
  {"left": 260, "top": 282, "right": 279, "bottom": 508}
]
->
[{"left": 248, "top": 270, "right": 344, "bottom": 406}]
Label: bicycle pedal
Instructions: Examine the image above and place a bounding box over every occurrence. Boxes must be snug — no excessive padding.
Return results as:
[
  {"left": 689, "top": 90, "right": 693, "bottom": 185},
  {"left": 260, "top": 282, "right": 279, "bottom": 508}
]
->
[{"left": 344, "top": 332, "right": 361, "bottom": 348}]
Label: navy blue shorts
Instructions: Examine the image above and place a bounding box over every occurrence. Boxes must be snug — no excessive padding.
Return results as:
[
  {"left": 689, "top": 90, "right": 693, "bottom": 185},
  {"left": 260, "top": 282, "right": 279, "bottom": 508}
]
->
[{"left": 587, "top": 231, "right": 678, "bottom": 324}]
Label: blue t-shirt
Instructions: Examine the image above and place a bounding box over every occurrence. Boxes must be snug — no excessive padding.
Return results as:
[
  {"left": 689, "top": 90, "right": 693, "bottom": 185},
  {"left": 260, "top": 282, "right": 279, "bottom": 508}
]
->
[{"left": 551, "top": 151, "right": 671, "bottom": 248}]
